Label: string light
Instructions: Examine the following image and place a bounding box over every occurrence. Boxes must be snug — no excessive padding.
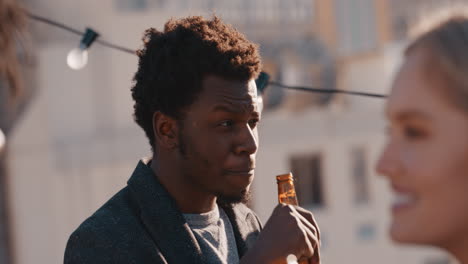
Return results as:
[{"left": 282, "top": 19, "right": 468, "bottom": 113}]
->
[
  {"left": 27, "top": 12, "right": 387, "bottom": 98},
  {"left": 66, "top": 28, "right": 99, "bottom": 70},
  {"left": 286, "top": 254, "right": 298, "bottom": 264}
]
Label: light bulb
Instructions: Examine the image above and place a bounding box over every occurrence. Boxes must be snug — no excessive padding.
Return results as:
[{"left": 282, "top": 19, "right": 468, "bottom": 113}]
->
[
  {"left": 0, "top": 128, "right": 5, "bottom": 152},
  {"left": 286, "top": 254, "right": 298, "bottom": 264},
  {"left": 67, "top": 48, "right": 88, "bottom": 70}
]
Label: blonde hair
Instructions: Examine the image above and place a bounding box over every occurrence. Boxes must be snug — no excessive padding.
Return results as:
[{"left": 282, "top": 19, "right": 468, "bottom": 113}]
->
[
  {"left": 405, "top": 7, "right": 468, "bottom": 113},
  {"left": 0, "top": 0, "right": 26, "bottom": 99}
]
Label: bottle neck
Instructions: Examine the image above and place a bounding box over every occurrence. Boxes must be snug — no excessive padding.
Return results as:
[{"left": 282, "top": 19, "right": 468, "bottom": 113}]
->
[{"left": 277, "top": 180, "right": 299, "bottom": 205}]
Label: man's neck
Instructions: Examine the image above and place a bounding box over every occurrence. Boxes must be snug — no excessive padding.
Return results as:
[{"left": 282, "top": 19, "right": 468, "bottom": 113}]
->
[
  {"left": 150, "top": 157, "right": 217, "bottom": 214},
  {"left": 450, "top": 240, "right": 468, "bottom": 264}
]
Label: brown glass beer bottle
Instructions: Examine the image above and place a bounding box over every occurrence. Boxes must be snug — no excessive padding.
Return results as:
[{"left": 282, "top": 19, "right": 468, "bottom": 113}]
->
[
  {"left": 276, "top": 173, "right": 308, "bottom": 264},
  {"left": 276, "top": 172, "right": 299, "bottom": 205}
]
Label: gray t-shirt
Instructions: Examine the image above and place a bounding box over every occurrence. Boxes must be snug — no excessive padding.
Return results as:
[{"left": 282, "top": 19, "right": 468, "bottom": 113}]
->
[{"left": 183, "top": 205, "right": 239, "bottom": 264}]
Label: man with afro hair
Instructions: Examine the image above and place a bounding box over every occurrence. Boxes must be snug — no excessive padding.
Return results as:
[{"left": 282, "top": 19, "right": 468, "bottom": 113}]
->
[{"left": 65, "top": 16, "right": 320, "bottom": 264}]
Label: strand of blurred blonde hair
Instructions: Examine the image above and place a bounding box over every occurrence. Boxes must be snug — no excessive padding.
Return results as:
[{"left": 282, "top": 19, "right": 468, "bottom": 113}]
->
[{"left": 0, "top": 0, "right": 27, "bottom": 100}]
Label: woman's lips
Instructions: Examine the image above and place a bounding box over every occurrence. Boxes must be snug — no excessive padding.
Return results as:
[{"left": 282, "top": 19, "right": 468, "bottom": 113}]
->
[{"left": 391, "top": 189, "right": 417, "bottom": 213}]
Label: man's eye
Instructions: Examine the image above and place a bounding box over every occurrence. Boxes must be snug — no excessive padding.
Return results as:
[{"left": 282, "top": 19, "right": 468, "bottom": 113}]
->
[
  {"left": 249, "top": 118, "right": 260, "bottom": 128},
  {"left": 219, "top": 120, "right": 234, "bottom": 127}
]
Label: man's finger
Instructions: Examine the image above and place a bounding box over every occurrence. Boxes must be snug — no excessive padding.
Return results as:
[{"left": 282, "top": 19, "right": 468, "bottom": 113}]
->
[
  {"left": 294, "top": 206, "right": 321, "bottom": 241},
  {"left": 292, "top": 208, "right": 320, "bottom": 264},
  {"left": 291, "top": 207, "right": 319, "bottom": 240},
  {"left": 301, "top": 221, "right": 318, "bottom": 258}
]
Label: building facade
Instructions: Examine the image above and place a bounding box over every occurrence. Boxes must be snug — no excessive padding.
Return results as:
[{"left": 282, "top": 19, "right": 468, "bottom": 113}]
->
[{"left": 6, "top": 0, "right": 462, "bottom": 263}]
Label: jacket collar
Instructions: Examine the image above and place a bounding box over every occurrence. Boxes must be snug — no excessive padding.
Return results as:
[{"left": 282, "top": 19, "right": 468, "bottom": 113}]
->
[
  {"left": 127, "top": 160, "right": 205, "bottom": 263},
  {"left": 127, "top": 160, "right": 260, "bottom": 262},
  {"left": 220, "top": 203, "right": 260, "bottom": 258}
]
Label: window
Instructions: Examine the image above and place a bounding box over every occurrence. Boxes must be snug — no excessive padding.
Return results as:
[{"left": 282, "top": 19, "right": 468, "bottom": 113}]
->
[
  {"left": 392, "top": 15, "right": 409, "bottom": 40},
  {"left": 219, "top": 0, "right": 313, "bottom": 24},
  {"left": 115, "top": 0, "right": 147, "bottom": 11},
  {"left": 290, "top": 154, "right": 325, "bottom": 207},
  {"left": 424, "top": 257, "right": 452, "bottom": 264},
  {"left": 334, "top": 0, "right": 377, "bottom": 55},
  {"left": 351, "top": 147, "right": 370, "bottom": 205},
  {"left": 356, "top": 222, "right": 376, "bottom": 241},
  {"left": 266, "top": 0, "right": 279, "bottom": 23}
]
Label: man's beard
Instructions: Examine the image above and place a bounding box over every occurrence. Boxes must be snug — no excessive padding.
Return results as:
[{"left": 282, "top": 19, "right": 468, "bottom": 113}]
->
[
  {"left": 217, "top": 189, "right": 252, "bottom": 208},
  {"left": 177, "top": 128, "right": 252, "bottom": 208}
]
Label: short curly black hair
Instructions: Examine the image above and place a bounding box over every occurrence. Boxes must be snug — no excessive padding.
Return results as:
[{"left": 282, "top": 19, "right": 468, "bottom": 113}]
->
[{"left": 131, "top": 16, "right": 261, "bottom": 152}]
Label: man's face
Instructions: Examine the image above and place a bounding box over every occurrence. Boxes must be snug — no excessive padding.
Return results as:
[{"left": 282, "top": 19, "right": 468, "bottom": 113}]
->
[{"left": 177, "top": 75, "right": 260, "bottom": 205}]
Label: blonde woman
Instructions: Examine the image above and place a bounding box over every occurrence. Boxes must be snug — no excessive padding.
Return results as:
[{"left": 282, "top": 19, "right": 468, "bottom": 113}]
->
[{"left": 376, "top": 9, "right": 468, "bottom": 264}]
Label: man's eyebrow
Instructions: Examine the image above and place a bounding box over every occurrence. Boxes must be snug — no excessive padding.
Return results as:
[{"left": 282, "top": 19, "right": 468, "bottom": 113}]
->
[
  {"left": 212, "top": 105, "right": 238, "bottom": 113},
  {"left": 211, "top": 104, "right": 259, "bottom": 116}
]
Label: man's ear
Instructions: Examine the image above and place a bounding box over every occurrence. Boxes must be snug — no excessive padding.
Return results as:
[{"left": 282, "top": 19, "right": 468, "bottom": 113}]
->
[{"left": 152, "top": 111, "right": 179, "bottom": 150}]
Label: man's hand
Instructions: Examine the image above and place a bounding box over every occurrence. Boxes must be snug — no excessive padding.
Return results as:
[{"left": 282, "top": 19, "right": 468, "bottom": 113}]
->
[{"left": 241, "top": 204, "right": 321, "bottom": 264}]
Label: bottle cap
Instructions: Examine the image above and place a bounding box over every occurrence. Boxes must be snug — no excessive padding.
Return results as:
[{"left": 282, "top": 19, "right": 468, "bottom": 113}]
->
[{"left": 276, "top": 172, "right": 294, "bottom": 183}]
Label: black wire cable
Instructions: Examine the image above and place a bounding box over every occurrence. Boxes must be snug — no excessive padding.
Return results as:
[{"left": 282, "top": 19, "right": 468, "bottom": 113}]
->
[
  {"left": 28, "top": 12, "right": 136, "bottom": 55},
  {"left": 28, "top": 12, "right": 82, "bottom": 35},
  {"left": 269, "top": 81, "right": 387, "bottom": 98},
  {"left": 27, "top": 12, "right": 387, "bottom": 98},
  {"left": 95, "top": 39, "right": 135, "bottom": 54}
]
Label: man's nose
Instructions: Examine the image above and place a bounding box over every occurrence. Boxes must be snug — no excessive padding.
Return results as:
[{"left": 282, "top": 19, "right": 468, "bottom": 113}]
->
[{"left": 233, "top": 124, "right": 258, "bottom": 155}]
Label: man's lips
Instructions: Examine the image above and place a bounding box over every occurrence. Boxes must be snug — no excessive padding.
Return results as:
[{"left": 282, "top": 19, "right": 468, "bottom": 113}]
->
[{"left": 224, "top": 168, "right": 255, "bottom": 176}]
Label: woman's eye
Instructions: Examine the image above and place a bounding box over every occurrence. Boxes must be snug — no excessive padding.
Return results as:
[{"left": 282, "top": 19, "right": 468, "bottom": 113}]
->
[{"left": 404, "top": 126, "right": 426, "bottom": 140}]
